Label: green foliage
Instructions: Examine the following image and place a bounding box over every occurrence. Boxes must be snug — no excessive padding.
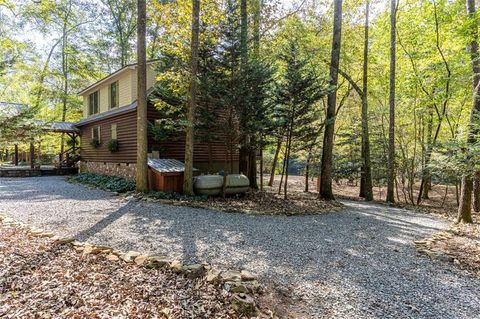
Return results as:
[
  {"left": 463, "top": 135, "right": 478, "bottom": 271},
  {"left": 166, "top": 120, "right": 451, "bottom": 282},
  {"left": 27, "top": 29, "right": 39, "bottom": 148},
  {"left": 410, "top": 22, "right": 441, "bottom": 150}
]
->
[
  {"left": 71, "top": 173, "right": 135, "bottom": 193},
  {"left": 107, "top": 139, "right": 119, "bottom": 152},
  {"left": 148, "top": 190, "right": 208, "bottom": 201},
  {"left": 89, "top": 138, "right": 100, "bottom": 148}
]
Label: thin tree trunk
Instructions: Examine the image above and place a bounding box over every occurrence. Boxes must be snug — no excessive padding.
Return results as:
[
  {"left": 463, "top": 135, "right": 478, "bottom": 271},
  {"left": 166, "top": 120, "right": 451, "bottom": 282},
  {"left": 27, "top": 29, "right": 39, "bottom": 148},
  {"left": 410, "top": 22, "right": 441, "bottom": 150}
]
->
[
  {"left": 457, "top": 0, "right": 480, "bottom": 223},
  {"left": 456, "top": 182, "right": 459, "bottom": 206},
  {"left": 386, "top": 0, "right": 397, "bottom": 203},
  {"left": 283, "top": 122, "right": 294, "bottom": 200},
  {"left": 136, "top": 0, "right": 148, "bottom": 193},
  {"left": 183, "top": 0, "right": 200, "bottom": 196},
  {"left": 361, "top": 0, "right": 373, "bottom": 201},
  {"left": 441, "top": 184, "right": 449, "bottom": 208},
  {"left": 305, "top": 155, "right": 311, "bottom": 192},
  {"left": 319, "top": 0, "right": 343, "bottom": 201},
  {"left": 278, "top": 149, "right": 287, "bottom": 195},
  {"left": 269, "top": 138, "right": 282, "bottom": 187},
  {"left": 260, "top": 145, "right": 264, "bottom": 191}
]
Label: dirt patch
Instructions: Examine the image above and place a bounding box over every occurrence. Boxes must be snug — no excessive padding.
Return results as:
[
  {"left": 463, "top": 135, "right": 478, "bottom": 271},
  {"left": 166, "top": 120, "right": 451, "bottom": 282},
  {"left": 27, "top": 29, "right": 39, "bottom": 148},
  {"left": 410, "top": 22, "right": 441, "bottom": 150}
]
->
[{"left": 151, "top": 190, "right": 343, "bottom": 216}]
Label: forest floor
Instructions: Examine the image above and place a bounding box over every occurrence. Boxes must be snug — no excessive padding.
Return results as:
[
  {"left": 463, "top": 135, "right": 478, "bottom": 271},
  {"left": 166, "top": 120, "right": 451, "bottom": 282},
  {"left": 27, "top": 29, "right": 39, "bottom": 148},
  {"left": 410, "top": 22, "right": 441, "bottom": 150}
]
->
[
  {"left": 1, "top": 176, "right": 480, "bottom": 318},
  {"left": 267, "top": 174, "right": 459, "bottom": 219},
  {"left": 0, "top": 222, "right": 243, "bottom": 318}
]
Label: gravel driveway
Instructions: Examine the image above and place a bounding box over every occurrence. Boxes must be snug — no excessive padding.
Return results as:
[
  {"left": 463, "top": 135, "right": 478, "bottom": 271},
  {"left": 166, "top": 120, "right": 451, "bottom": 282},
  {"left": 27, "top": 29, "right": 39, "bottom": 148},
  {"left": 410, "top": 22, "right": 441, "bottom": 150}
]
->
[{"left": 1, "top": 176, "right": 479, "bottom": 319}]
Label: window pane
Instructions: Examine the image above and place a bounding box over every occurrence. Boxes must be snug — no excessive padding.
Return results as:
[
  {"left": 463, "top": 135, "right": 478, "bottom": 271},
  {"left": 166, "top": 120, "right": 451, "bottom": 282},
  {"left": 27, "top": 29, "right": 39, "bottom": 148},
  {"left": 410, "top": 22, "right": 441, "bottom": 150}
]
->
[
  {"left": 111, "top": 124, "right": 117, "bottom": 139},
  {"left": 110, "top": 82, "right": 117, "bottom": 108}
]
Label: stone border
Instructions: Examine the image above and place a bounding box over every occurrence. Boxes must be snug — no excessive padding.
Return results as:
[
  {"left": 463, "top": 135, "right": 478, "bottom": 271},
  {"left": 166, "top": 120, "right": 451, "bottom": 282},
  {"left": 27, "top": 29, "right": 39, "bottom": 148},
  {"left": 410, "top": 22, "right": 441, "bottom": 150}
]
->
[
  {"left": 413, "top": 230, "right": 459, "bottom": 264},
  {"left": 0, "top": 213, "right": 263, "bottom": 317}
]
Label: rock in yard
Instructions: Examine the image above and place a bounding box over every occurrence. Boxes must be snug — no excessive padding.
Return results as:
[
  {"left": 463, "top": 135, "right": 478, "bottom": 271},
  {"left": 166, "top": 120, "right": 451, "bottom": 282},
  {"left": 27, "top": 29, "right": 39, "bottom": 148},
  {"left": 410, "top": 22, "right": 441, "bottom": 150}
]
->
[
  {"left": 121, "top": 251, "right": 141, "bottom": 263},
  {"left": 221, "top": 271, "right": 242, "bottom": 282},
  {"left": 106, "top": 254, "right": 119, "bottom": 261},
  {"left": 231, "top": 293, "right": 257, "bottom": 316},
  {"left": 55, "top": 237, "right": 75, "bottom": 244},
  {"left": 232, "top": 284, "right": 248, "bottom": 293},
  {"left": 134, "top": 255, "right": 148, "bottom": 266},
  {"left": 182, "top": 264, "right": 205, "bottom": 279},
  {"left": 145, "top": 256, "right": 170, "bottom": 269},
  {"left": 170, "top": 260, "right": 183, "bottom": 273},
  {"left": 206, "top": 269, "right": 222, "bottom": 283},
  {"left": 240, "top": 270, "right": 256, "bottom": 281},
  {"left": 30, "top": 228, "right": 44, "bottom": 236}
]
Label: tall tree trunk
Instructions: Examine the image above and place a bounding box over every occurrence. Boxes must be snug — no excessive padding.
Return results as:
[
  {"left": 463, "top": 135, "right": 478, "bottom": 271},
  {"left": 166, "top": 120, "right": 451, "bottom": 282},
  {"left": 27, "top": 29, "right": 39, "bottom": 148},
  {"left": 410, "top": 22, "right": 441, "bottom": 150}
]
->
[
  {"left": 319, "top": 0, "right": 343, "bottom": 201},
  {"left": 136, "top": 0, "right": 148, "bottom": 193},
  {"left": 418, "top": 110, "right": 433, "bottom": 202},
  {"left": 238, "top": 0, "right": 249, "bottom": 178},
  {"left": 268, "top": 137, "right": 282, "bottom": 187},
  {"left": 29, "top": 142, "right": 34, "bottom": 169},
  {"left": 473, "top": 172, "right": 480, "bottom": 212},
  {"left": 458, "top": 0, "right": 480, "bottom": 223},
  {"left": 361, "top": 0, "right": 373, "bottom": 201},
  {"left": 184, "top": 0, "right": 200, "bottom": 196},
  {"left": 386, "top": 0, "right": 397, "bottom": 203},
  {"left": 14, "top": 144, "right": 18, "bottom": 166}
]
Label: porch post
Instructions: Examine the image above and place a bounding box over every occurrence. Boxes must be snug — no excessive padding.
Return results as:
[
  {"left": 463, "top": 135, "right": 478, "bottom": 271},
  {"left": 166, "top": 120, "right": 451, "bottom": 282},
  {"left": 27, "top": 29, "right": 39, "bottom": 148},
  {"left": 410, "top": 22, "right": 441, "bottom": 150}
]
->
[{"left": 14, "top": 144, "right": 18, "bottom": 166}]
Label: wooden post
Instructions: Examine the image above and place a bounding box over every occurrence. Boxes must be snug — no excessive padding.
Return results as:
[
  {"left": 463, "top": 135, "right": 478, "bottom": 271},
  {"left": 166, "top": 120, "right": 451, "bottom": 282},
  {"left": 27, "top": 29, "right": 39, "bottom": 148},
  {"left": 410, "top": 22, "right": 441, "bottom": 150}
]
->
[
  {"left": 14, "top": 144, "right": 18, "bottom": 166},
  {"left": 30, "top": 142, "right": 35, "bottom": 169}
]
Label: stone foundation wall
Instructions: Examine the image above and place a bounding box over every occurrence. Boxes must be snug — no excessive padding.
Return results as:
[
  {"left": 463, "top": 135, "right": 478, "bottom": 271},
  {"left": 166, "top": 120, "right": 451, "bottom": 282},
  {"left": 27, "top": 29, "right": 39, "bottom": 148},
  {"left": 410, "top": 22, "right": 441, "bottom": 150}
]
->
[
  {"left": 79, "top": 161, "right": 136, "bottom": 181},
  {"left": 0, "top": 169, "right": 42, "bottom": 177}
]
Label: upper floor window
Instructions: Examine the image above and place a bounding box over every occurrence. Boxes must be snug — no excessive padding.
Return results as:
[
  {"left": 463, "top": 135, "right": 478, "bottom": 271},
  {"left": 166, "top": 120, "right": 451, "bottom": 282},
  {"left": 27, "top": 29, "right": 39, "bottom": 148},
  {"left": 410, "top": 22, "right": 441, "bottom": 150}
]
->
[
  {"left": 89, "top": 91, "right": 99, "bottom": 115},
  {"left": 110, "top": 81, "right": 119, "bottom": 109}
]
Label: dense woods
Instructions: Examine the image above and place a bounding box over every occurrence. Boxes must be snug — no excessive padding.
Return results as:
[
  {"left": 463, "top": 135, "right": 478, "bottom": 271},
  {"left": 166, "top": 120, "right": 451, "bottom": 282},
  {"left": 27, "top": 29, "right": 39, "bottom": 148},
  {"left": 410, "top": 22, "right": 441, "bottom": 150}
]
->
[{"left": 1, "top": 0, "right": 480, "bottom": 222}]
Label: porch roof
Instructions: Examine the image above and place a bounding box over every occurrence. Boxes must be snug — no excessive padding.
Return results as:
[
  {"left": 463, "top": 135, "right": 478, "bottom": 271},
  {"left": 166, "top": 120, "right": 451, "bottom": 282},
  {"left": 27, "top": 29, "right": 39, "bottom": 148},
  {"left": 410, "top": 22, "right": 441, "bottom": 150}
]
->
[{"left": 41, "top": 121, "right": 80, "bottom": 134}]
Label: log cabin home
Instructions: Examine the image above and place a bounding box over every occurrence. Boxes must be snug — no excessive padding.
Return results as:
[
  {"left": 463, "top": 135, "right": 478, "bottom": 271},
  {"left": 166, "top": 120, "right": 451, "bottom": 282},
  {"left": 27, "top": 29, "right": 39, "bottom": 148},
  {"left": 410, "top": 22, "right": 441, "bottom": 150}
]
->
[{"left": 75, "top": 61, "right": 239, "bottom": 189}]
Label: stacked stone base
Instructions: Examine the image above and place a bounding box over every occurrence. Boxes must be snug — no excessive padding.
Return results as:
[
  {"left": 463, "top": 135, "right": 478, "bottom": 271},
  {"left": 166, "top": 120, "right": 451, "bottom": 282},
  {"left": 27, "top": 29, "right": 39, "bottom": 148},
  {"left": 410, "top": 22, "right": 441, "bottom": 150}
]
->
[{"left": 79, "top": 161, "right": 136, "bottom": 181}]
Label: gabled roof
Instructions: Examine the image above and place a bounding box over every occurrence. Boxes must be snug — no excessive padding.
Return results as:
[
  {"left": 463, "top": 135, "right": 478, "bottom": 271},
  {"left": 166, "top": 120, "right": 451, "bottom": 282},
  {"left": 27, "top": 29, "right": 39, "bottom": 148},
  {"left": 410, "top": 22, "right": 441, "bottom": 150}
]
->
[{"left": 78, "top": 60, "right": 160, "bottom": 96}]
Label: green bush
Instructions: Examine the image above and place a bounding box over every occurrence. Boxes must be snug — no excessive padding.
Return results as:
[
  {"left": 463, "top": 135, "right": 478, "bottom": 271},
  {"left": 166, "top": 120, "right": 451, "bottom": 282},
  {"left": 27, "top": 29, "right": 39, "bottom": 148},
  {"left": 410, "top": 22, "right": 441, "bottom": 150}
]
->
[
  {"left": 149, "top": 190, "right": 208, "bottom": 201},
  {"left": 107, "top": 139, "right": 119, "bottom": 152},
  {"left": 71, "top": 173, "right": 135, "bottom": 193},
  {"left": 90, "top": 138, "right": 100, "bottom": 148}
]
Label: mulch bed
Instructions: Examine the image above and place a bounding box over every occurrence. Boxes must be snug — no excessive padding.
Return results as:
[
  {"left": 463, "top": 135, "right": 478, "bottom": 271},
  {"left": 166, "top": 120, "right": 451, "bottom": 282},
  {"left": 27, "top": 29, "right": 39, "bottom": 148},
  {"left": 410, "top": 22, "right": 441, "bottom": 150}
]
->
[
  {"left": 152, "top": 190, "right": 343, "bottom": 216},
  {"left": 415, "top": 224, "right": 480, "bottom": 277},
  {"left": 0, "top": 223, "right": 248, "bottom": 318}
]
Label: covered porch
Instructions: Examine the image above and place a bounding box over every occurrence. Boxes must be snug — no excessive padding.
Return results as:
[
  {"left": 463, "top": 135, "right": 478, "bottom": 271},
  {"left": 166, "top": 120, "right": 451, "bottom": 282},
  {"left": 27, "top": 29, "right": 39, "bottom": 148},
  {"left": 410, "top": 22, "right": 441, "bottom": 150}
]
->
[{"left": 2, "top": 121, "right": 80, "bottom": 176}]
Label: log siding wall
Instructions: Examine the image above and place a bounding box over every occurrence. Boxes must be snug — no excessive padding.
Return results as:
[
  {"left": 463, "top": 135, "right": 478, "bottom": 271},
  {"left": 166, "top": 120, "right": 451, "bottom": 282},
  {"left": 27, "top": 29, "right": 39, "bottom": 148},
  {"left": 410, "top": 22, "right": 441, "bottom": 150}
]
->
[{"left": 78, "top": 103, "right": 239, "bottom": 173}]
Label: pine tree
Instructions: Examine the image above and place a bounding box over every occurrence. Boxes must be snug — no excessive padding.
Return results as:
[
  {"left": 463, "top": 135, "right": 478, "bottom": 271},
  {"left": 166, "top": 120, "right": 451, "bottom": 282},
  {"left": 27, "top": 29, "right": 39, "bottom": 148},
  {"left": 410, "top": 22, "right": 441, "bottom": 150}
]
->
[{"left": 275, "top": 41, "right": 329, "bottom": 199}]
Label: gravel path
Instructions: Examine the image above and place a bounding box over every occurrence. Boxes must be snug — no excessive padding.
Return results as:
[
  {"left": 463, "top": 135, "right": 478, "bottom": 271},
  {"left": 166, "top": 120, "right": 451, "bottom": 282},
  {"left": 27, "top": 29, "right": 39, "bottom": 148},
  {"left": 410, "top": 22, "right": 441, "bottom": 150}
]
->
[{"left": 1, "top": 176, "right": 479, "bottom": 319}]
